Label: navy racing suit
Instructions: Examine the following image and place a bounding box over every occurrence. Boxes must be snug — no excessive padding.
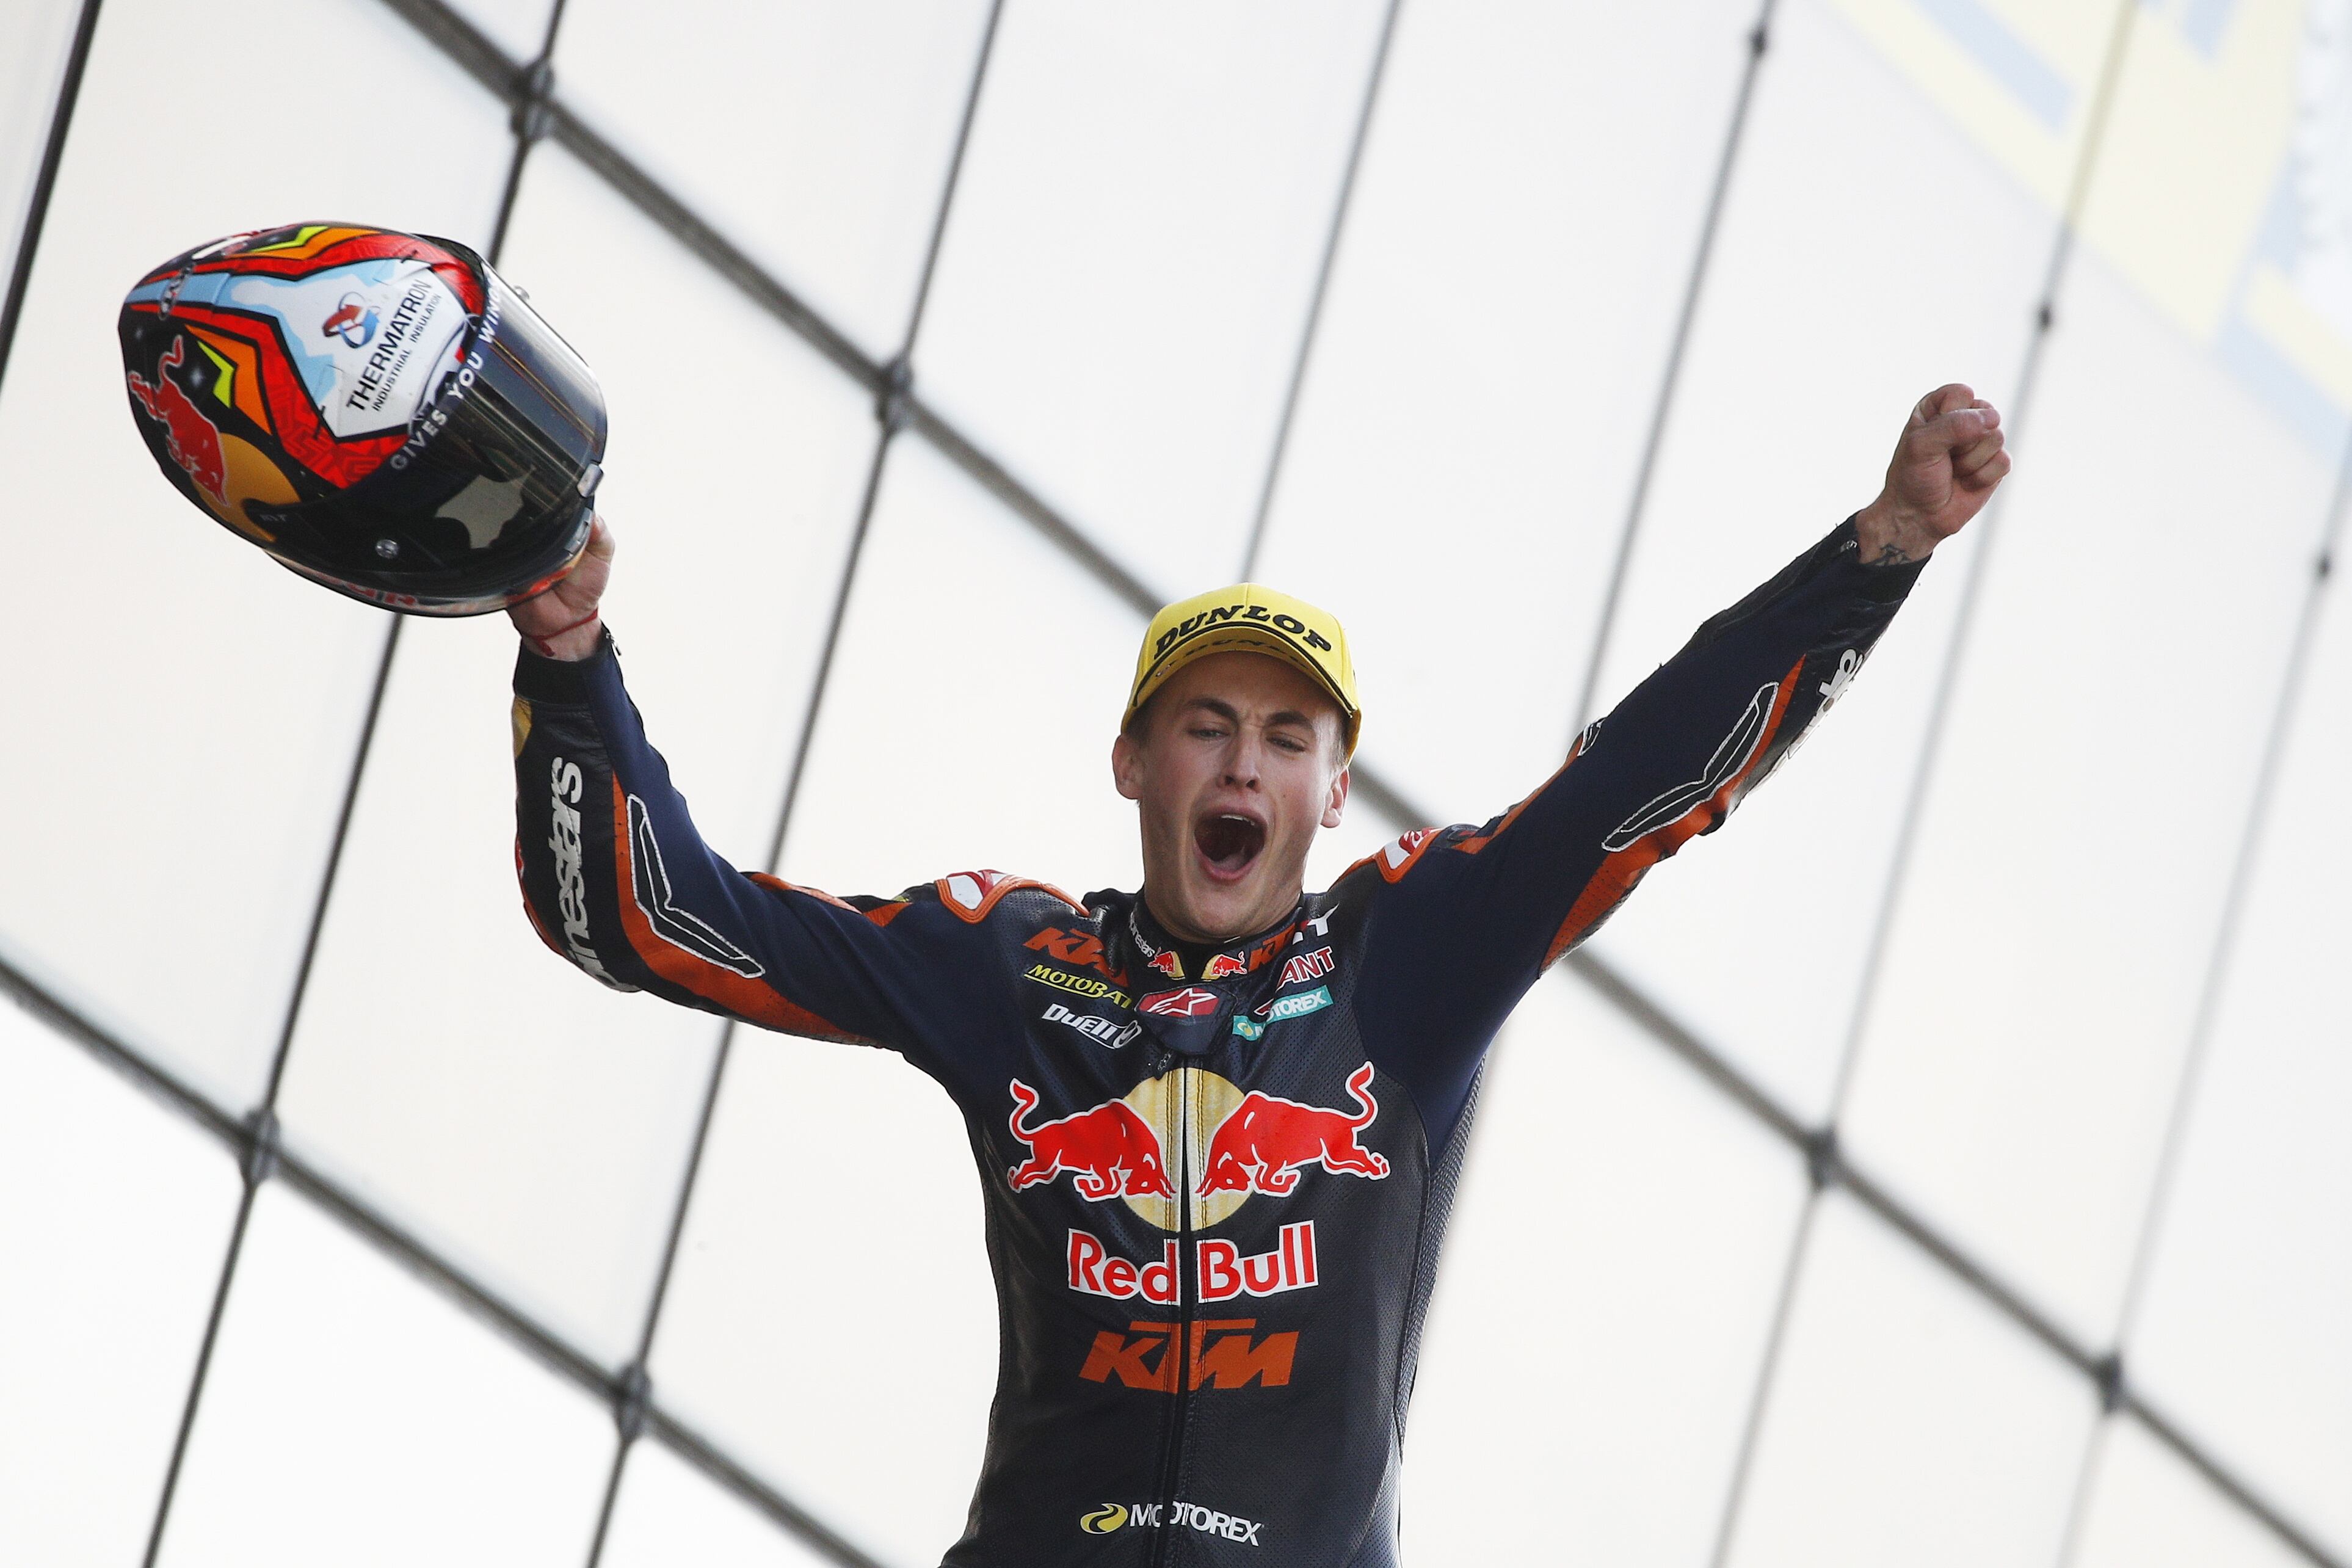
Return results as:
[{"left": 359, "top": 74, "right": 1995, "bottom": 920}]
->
[{"left": 511, "top": 519, "right": 1926, "bottom": 1566}]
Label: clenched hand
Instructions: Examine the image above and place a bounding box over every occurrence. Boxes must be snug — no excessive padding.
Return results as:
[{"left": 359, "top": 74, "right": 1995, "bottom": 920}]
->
[
  {"left": 1855, "top": 383, "right": 2011, "bottom": 565},
  {"left": 509, "top": 514, "right": 614, "bottom": 661}
]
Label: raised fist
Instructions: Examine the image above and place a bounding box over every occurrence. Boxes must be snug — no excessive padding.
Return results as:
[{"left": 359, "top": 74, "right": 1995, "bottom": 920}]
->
[
  {"left": 1856, "top": 384, "right": 2011, "bottom": 565},
  {"left": 509, "top": 514, "right": 614, "bottom": 660}
]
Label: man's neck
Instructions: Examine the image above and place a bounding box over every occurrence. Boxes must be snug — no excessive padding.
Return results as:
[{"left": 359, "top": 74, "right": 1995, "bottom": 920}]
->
[{"left": 1134, "top": 885, "right": 1301, "bottom": 957}]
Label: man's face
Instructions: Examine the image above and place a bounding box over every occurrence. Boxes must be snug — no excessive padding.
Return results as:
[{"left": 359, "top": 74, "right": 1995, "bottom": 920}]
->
[{"left": 1112, "top": 651, "right": 1349, "bottom": 945}]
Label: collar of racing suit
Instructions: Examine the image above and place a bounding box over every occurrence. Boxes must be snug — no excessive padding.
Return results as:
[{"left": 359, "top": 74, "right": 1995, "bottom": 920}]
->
[
  {"left": 1114, "top": 893, "right": 1324, "bottom": 1057},
  {"left": 1121, "top": 892, "right": 1302, "bottom": 987}
]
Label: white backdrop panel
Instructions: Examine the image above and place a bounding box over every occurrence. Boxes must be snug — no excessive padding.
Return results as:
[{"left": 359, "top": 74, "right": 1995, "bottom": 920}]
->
[
  {"left": 780, "top": 431, "right": 1147, "bottom": 898},
  {"left": 0, "top": 1000, "right": 239, "bottom": 1568},
  {"left": 274, "top": 141, "right": 879, "bottom": 1368},
  {"left": 2128, "top": 564, "right": 2352, "bottom": 1556},
  {"left": 155, "top": 1184, "right": 612, "bottom": 1568},
  {"left": 443, "top": 0, "right": 556, "bottom": 65},
  {"left": 1250, "top": 0, "right": 1757, "bottom": 829},
  {"left": 1403, "top": 975, "right": 1806, "bottom": 1567},
  {"left": 0, "top": 0, "right": 509, "bottom": 1110},
  {"left": 2069, "top": 1416, "right": 2309, "bottom": 1568},
  {"left": 1582, "top": 0, "right": 2052, "bottom": 1125},
  {"left": 913, "top": 0, "right": 1392, "bottom": 600},
  {"left": 0, "top": 0, "right": 79, "bottom": 297},
  {"left": 1840, "top": 245, "right": 2336, "bottom": 1348},
  {"left": 647, "top": 1033, "right": 990, "bottom": 1568},
  {"left": 555, "top": 0, "right": 993, "bottom": 361},
  {"left": 1722, "top": 1192, "right": 2092, "bottom": 1568},
  {"left": 602, "top": 1439, "right": 837, "bottom": 1568}
]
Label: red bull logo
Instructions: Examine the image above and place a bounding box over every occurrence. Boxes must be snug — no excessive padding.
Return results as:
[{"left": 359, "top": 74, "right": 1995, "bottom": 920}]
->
[
  {"left": 1200, "top": 953, "right": 1249, "bottom": 981},
  {"left": 1067, "top": 1229, "right": 1180, "bottom": 1303},
  {"left": 125, "top": 338, "right": 227, "bottom": 504},
  {"left": 1146, "top": 950, "right": 1183, "bottom": 978},
  {"left": 1197, "top": 1062, "right": 1390, "bottom": 1197},
  {"left": 1069, "top": 1222, "right": 1317, "bottom": 1305},
  {"left": 1197, "top": 1221, "right": 1317, "bottom": 1302},
  {"left": 321, "top": 291, "right": 380, "bottom": 347},
  {"left": 1007, "top": 1080, "right": 1174, "bottom": 1200},
  {"left": 1007, "top": 1063, "right": 1388, "bottom": 1225}
]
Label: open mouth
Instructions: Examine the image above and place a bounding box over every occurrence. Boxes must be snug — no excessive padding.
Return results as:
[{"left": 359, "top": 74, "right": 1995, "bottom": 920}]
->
[{"left": 1194, "top": 811, "right": 1266, "bottom": 881}]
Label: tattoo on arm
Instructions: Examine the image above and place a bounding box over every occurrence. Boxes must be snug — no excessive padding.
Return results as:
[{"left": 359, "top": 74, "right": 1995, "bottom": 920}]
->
[{"left": 1862, "top": 541, "right": 1914, "bottom": 567}]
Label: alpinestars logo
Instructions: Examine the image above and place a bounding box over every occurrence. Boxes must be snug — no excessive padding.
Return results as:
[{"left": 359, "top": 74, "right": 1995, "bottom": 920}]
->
[
  {"left": 547, "top": 758, "right": 622, "bottom": 987},
  {"left": 1141, "top": 986, "right": 1219, "bottom": 1018}
]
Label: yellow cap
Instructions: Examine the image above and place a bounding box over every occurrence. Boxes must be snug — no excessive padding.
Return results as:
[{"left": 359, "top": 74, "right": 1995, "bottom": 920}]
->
[{"left": 1124, "top": 583, "right": 1360, "bottom": 758}]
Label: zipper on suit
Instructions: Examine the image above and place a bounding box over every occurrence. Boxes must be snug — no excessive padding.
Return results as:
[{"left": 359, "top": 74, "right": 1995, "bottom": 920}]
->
[{"left": 1149, "top": 1050, "right": 1192, "bottom": 1567}]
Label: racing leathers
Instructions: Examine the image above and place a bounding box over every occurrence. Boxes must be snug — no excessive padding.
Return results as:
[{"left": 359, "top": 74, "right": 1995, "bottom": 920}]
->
[{"left": 511, "top": 518, "right": 1926, "bottom": 1567}]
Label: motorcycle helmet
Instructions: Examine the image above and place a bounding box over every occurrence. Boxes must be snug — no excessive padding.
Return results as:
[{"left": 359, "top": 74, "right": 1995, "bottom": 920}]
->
[{"left": 118, "top": 221, "right": 606, "bottom": 615}]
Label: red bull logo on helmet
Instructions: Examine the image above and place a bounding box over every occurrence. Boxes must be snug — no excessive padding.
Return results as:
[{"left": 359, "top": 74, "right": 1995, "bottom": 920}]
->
[{"left": 125, "top": 337, "right": 227, "bottom": 506}]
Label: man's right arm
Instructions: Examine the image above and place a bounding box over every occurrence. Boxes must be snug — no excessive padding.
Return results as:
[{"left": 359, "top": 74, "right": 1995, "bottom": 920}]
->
[
  {"left": 512, "top": 630, "right": 938, "bottom": 1046},
  {"left": 506, "top": 520, "right": 1038, "bottom": 1058}
]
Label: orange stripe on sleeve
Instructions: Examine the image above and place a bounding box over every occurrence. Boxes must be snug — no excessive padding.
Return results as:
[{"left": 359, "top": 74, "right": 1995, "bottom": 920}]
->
[
  {"left": 610, "top": 782, "right": 860, "bottom": 1040},
  {"left": 1543, "top": 661, "right": 1802, "bottom": 967}
]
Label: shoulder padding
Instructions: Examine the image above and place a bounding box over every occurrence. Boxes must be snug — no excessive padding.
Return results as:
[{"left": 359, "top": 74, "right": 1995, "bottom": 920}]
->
[{"left": 934, "top": 869, "right": 1090, "bottom": 924}]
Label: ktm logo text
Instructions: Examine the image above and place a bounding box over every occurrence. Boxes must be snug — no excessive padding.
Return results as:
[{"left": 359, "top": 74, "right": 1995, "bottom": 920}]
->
[
  {"left": 1081, "top": 1318, "right": 1297, "bottom": 1391},
  {"left": 1025, "top": 926, "right": 1124, "bottom": 982},
  {"left": 1068, "top": 1222, "right": 1318, "bottom": 1304}
]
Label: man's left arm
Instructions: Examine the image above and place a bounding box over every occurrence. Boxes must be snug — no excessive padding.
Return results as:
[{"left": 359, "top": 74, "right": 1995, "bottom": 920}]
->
[{"left": 1350, "top": 385, "right": 2009, "bottom": 1142}]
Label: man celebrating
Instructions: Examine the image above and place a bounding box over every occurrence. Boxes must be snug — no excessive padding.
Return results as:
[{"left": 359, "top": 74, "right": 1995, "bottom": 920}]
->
[{"left": 509, "top": 385, "right": 2008, "bottom": 1566}]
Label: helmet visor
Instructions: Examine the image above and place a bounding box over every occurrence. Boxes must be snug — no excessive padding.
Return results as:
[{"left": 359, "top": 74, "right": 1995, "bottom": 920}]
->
[{"left": 242, "top": 250, "right": 608, "bottom": 615}]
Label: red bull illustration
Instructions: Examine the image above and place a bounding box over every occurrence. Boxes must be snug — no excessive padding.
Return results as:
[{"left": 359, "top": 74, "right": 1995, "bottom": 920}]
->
[
  {"left": 125, "top": 338, "right": 226, "bottom": 506},
  {"left": 1197, "top": 1063, "right": 1390, "bottom": 1197},
  {"left": 1007, "top": 1080, "right": 1176, "bottom": 1200}
]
